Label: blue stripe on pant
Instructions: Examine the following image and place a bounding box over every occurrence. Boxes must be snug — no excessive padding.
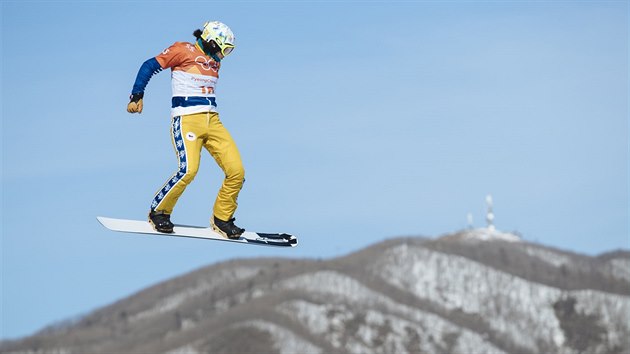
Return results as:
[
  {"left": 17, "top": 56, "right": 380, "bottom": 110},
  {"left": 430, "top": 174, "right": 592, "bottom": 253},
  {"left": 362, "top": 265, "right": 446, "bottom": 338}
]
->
[{"left": 151, "top": 116, "right": 187, "bottom": 211}]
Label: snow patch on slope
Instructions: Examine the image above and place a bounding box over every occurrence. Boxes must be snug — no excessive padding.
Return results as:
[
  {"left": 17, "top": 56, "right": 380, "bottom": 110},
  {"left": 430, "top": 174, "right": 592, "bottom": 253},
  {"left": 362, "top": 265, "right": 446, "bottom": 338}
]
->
[
  {"left": 166, "top": 344, "right": 201, "bottom": 354},
  {"left": 233, "top": 320, "right": 322, "bottom": 354},
  {"left": 130, "top": 266, "right": 261, "bottom": 323},
  {"left": 522, "top": 245, "right": 572, "bottom": 267},
  {"left": 371, "top": 244, "right": 630, "bottom": 352},
  {"left": 458, "top": 228, "right": 521, "bottom": 242},
  {"left": 278, "top": 272, "right": 506, "bottom": 354},
  {"left": 605, "top": 258, "right": 630, "bottom": 282},
  {"left": 278, "top": 300, "right": 506, "bottom": 354}
]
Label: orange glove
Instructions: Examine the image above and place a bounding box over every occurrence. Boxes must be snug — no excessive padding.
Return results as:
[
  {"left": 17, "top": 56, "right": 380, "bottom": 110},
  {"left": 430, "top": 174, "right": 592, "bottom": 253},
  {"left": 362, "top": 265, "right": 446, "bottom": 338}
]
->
[{"left": 127, "top": 93, "right": 144, "bottom": 114}]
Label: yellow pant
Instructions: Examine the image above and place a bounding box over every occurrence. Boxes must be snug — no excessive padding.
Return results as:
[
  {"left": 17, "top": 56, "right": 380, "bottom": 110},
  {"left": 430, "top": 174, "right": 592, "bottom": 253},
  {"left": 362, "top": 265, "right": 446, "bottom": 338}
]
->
[{"left": 151, "top": 112, "right": 245, "bottom": 221}]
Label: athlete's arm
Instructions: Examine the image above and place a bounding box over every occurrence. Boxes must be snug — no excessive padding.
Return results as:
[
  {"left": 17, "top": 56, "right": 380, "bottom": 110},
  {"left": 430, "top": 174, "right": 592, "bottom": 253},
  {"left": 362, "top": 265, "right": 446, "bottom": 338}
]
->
[
  {"left": 127, "top": 58, "right": 163, "bottom": 114},
  {"left": 132, "top": 58, "right": 163, "bottom": 95}
]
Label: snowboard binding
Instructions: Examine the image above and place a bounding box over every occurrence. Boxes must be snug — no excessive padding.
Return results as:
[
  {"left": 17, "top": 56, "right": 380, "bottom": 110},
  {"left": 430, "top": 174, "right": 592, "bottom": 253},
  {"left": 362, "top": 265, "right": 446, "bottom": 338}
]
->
[
  {"left": 148, "top": 210, "right": 174, "bottom": 233},
  {"left": 212, "top": 216, "right": 244, "bottom": 239}
]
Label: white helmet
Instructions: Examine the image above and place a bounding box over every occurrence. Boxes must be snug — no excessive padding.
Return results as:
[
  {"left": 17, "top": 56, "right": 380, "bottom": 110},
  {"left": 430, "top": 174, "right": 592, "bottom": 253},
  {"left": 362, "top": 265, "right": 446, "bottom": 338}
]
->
[{"left": 200, "top": 21, "right": 236, "bottom": 57}]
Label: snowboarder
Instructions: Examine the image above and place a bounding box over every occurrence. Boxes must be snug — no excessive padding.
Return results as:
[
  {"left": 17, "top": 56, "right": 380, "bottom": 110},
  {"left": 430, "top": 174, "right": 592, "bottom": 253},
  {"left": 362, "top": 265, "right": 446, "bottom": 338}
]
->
[{"left": 127, "top": 21, "right": 245, "bottom": 239}]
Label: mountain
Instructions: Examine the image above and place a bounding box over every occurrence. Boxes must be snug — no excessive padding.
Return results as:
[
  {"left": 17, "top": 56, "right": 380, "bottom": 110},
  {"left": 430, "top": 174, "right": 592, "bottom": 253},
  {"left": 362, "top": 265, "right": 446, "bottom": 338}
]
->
[{"left": 2, "top": 229, "right": 629, "bottom": 354}]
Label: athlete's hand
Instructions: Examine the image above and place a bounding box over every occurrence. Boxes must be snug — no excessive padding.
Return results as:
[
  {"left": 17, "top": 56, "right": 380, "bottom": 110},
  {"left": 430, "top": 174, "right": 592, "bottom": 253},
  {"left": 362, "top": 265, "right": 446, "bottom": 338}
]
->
[{"left": 127, "top": 93, "right": 144, "bottom": 114}]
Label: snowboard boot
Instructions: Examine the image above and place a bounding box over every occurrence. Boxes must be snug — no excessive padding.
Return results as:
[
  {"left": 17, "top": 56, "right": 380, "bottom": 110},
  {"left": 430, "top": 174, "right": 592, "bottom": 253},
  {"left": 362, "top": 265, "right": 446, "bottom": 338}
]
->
[
  {"left": 148, "top": 210, "right": 174, "bottom": 233},
  {"left": 212, "top": 216, "right": 244, "bottom": 239}
]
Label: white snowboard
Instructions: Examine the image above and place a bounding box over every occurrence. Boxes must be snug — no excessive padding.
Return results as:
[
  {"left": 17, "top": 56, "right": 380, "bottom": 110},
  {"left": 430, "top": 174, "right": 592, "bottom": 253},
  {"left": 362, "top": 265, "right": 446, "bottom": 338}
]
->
[{"left": 97, "top": 217, "right": 297, "bottom": 248}]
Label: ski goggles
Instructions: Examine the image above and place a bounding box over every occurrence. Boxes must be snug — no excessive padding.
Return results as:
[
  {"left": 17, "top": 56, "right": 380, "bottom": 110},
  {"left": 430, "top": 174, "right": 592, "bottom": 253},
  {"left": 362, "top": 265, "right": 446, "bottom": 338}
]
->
[{"left": 221, "top": 45, "right": 235, "bottom": 57}]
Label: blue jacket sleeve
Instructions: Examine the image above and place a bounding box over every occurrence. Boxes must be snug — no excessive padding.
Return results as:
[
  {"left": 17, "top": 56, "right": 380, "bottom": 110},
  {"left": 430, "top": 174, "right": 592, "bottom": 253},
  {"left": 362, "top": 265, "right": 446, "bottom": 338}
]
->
[{"left": 131, "top": 57, "right": 163, "bottom": 94}]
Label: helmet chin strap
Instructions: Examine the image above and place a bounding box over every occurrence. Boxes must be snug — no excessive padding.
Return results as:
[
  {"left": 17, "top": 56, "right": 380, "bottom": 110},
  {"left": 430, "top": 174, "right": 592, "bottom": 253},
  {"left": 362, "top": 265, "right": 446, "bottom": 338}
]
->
[{"left": 197, "top": 39, "right": 222, "bottom": 62}]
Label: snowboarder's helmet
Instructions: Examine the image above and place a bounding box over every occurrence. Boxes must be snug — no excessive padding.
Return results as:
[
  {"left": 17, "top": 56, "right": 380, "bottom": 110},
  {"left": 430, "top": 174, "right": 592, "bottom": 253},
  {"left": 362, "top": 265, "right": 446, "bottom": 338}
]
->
[{"left": 200, "top": 21, "right": 235, "bottom": 57}]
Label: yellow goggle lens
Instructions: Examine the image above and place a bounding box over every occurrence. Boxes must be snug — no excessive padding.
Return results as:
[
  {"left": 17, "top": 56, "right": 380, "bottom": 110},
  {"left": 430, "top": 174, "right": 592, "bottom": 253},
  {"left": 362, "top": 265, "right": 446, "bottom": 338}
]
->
[{"left": 222, "top": 46, "right": 234, "bottom": 56}]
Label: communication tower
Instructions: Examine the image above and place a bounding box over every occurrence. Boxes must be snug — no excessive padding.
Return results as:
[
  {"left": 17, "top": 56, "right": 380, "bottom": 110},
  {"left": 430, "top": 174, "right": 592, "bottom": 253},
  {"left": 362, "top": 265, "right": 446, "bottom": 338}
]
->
[{"left": 486, "top": 194, "right": 495, "bottom": 232}]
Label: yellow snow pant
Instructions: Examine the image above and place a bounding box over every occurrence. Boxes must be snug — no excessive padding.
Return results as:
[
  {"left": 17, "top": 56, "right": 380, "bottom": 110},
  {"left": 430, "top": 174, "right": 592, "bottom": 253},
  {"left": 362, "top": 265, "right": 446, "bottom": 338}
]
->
[{"left": 150, "top": 112, "right": 245, "bottom": 222}]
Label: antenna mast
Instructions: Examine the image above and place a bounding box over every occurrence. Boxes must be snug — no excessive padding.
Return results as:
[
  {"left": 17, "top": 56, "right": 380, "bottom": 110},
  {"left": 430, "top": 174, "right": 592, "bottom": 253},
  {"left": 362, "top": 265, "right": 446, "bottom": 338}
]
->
[{"left": 486, "top": 194, "right": 495, "bottom": 232}]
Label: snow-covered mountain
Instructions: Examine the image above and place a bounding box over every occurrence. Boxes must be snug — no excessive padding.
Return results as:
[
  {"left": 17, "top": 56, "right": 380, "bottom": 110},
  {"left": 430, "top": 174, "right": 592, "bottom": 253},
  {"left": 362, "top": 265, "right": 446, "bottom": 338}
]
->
[{"left": 2, "top": 230, "right": 629, "bottom": 354}]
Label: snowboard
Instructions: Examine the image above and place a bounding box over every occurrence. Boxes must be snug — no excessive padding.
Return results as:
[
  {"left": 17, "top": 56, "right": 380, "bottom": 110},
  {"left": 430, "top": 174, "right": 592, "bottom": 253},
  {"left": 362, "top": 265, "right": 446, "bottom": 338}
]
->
[{"left": 96, "top": 216, "right": 298, "bottom": 248}]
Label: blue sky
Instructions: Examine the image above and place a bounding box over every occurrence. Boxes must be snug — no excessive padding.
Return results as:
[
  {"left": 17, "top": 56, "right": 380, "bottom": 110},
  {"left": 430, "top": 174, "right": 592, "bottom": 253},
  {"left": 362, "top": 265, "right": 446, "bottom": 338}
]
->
[{"left": 2, "top": 0, "right": 628, "bottom": 340}]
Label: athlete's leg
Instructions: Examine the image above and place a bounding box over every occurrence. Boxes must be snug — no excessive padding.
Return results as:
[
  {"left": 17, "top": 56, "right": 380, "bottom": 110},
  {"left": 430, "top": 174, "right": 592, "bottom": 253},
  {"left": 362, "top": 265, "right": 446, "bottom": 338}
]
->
[
  {"left": 202, "top": 112, "right": 245, "bottom": 222},
  {"left": 150, "top": 115, "right": 204, "bottom": 214}
]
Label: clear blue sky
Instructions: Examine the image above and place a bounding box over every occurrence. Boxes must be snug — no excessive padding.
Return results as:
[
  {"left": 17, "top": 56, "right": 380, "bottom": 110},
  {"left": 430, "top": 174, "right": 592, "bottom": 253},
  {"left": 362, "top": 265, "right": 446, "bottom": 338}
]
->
[{"left": 2, "top": 0, "right": 628, "bottom": 340}]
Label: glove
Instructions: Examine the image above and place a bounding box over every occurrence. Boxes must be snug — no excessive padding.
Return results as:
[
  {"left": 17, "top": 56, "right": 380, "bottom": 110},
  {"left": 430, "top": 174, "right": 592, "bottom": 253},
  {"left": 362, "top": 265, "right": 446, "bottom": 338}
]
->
[{"left": 127, "top": 92, "right": 144, "bottom": 113}]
